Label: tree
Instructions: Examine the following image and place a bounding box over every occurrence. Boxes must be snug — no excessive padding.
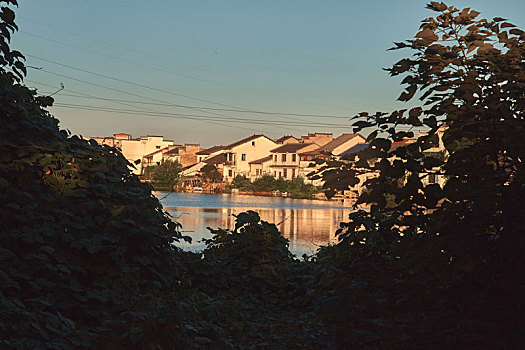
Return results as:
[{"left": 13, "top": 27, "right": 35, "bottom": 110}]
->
[
  {"left": 200, "top": 163, "right": 222, "bottom": 183},
  {"left": 143, "top": 159, "right": 182, "bottom": 190},
  {"left": 0, "top": 3, "right": 227, "bottom": 348},
  {"left": 316, "top": 2, "right": 525, "bottom": 347}
]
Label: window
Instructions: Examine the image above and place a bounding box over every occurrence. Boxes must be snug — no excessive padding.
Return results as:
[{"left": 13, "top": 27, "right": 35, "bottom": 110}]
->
[
  {"left": 292, "top": 169, "right": 295, "bottom": 178},
  {"left": 279, "top": 172, "right": 282, "bottom": 178},
  {"left": 241, "top": 153, "right": 246, "bottom": 161},
  {"left": 274, "top": 171, "right": 277, "bottom": 177},
  {"left": 251, "top": 141, "right": 255, "bottom": 146},
  {"left": 292, "top": 154, "right": 296, "bottom": 162},
  {"left": 156, "top": 145, "right": 161, "bottom": 149},
  {"left": 274, "top": 155, "right": 277, "bottom": 161},
  {"left": 256, "top": 169, "right": 260, "bottom": 176},
  {"left": 429, "top": 174, "right": 437, "bottom": 184},
  {"left": 282, "top": 154, "right": 286, "bottom": 162},
  {"left": 283, "top": 169, "right": 287, "bottom": 178},
  {"left": 228, "top": 169, "right": 232, "bottom": 177}
]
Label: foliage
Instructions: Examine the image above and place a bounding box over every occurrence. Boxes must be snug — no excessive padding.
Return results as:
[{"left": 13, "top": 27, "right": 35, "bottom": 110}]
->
[
  {"left": 314, "top": 2, "right": 525, "bottom": 347},
  {"left": 199, "top": 163, "right": 222, "bottom": 183},
  {"left": 232, "top": 174, "right": 320, "bottom": 197},
  {"left": 185, "top": 211, "right": 327, "bottom": 349},
  {"left": 5, "top": 1, "right": 524, "bottom": 348},
  {"left": 0, "top": 4, "right": 226, "bottom": 348},
  {"left": 143, "top": 159, "right": 182, "bottom": 190}
]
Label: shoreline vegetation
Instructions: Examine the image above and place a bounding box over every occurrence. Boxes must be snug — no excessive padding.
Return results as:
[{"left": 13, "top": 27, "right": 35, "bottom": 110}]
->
[
  {"left": 2, "top": 2, "right": 523, "bottom": 349},
  {"left": 146, "top": 174, "right": 344, "bottom": 201}
]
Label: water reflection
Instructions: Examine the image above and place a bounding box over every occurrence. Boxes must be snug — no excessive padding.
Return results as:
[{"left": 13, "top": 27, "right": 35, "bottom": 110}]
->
[
  {"left": 165, "top": 205, "right": 352, "bottom": 256},
  {"left": 156, "top": 192, "right": 354, "bottom": 256}
]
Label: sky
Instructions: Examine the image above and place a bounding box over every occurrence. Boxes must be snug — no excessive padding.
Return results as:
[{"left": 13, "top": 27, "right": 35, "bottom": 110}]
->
[{"left": 10, "top": 0, "right": 525, "bottom": 147}]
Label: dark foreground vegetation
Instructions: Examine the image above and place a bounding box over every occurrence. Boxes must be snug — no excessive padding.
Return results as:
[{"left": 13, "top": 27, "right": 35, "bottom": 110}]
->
[{"left": 1, "top": 2, "right": 523, "bottom": 349}]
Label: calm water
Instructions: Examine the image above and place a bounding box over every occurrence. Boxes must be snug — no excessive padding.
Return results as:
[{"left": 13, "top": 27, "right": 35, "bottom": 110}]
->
[{"left": 156, "top": 192, "right": 355, "bottom": 256}]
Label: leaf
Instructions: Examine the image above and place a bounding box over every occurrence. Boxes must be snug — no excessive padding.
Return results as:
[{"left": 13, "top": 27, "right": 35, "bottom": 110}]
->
[
  {"left": 500, "top": 22, "right": 516, "bottom": 28},
  {"left": 416, "top": 28, "right": 438, "bottom": 42},
  {"left": 366, "top": 130, "right": 378, "bottom": 142},
  {"left": 427, "top": 1, "right": 447, "bottom": 12},
  {"left": 398, "top": 85, "right": 417, "bottom": 102},
  {"left": 509, "top": 28, "right": 524, "bottom": 36}
]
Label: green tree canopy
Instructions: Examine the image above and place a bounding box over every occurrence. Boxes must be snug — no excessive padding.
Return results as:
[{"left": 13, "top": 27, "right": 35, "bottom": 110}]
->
[
  {"left": 315, "top": 2, "right": 525, "bottom": 347},
  {"left": 200, "top": 163, "right": 222, "bottom": 183},
  {"left": 0, "top": 3, "right": 222, "bottom": 348},
  {"left": 143, "top": 159, "right": 182, "bottom": 190}
]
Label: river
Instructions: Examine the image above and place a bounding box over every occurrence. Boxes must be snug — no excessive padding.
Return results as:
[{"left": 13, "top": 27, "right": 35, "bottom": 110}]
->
[{"left": 156, "top": 192, "right": 356, "bottom": 256}]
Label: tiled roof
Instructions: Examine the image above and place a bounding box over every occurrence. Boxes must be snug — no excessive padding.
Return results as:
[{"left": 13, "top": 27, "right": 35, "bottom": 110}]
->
[
  {"left": 225, "top": 134, "right": 273, "bottom": 149},
  {"left": 196, "top": 145, "right": 226, "bottom": 155},
  {"left": 143, "top": 149, "right": 164, "bottom": 159},
  {"left": 203, "top": 153, "right": 227, "bottom": 164},
  {"left": 299, "top": 150, "right": 329, "bottom": 156},
  {"left": 270, "top": 143, "right": 316, "bottom": 153},
  {"left": 164, "top": 146, "right": 184, "bottom": 156},
  {"left": 249, "top": 155, "right": 272, "bottom": 164},
  {"left": 274, "top": 135, "right": 299, "bottom": 144},
  {"left": 341, "top": 143, "right": 369, "bottom": 155},
  {"left": 389, "top": 139, "right": 416, "bottom": 152},
  {"left": 318, "top": 133, "right": 364, "bottom": 152}
]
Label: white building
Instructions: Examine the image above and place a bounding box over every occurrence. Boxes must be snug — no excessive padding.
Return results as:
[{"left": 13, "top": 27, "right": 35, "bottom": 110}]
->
[
  {"left": 90, "top": 133, "right": 174, "bottom": 174},
  {"left": 269, "top": 143, "right": 320, "bottom": 180},
  {"left": 221, "top": 135, "right": 277, "bottom": 182}
]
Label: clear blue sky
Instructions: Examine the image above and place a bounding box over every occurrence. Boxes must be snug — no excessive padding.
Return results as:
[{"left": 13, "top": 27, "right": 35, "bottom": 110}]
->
[{"left": 11, "top": 0, "right": 525, "bottom": 147}]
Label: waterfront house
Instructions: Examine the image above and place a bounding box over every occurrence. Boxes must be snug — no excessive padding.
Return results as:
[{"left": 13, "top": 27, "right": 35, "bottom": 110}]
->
[
  {"left": 317, "top": 133, "right": 366, "bottom": 156},
  {"left": 196, "top": 145, "right": 227, "bottom": 163},
  {"left": 91, "top": 133, "right": 174, "bottom": 174},
  {"left": 269, "top": 142, "right": 320, "bottom": 180},
  {"left": 163, "top": 144, "right": 201, "bottom": 167},
  {"left": 274, "top": 135, "right": 300, "bottom": 144},
  {"left": 221, "top": 135, "right": 278, "bottom": 182},
  {"left": 249, "top": 155, "right": 273, "bottom": 180},
  {"left": 299, "top": 132, "right": 333, "bottom": 146}
]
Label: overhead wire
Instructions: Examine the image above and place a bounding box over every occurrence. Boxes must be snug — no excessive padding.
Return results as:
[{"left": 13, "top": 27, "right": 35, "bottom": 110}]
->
[
  {"left": 20, "top": 30, "right": 324, "bottom": 106},
  {"left": 27, "top": 54, "right": 327, "bottom": 129},
  {"left": 48, "top": 102, "right": 354, "bottom": 128},
  {"left": 25, "top": 74, "right": 309, "bottom": 134},
  {"left": 18, "top": 17, "right": 351, "bottom": 111}
]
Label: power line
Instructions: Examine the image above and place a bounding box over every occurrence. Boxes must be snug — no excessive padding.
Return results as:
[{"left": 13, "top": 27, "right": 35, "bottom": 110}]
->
[
  {"left": 18, "top": 16, "right": 351, "bottom": 111},
  {"left": 25, "top": 81, "right": 296, "bottom": 135},
  {"left": 26, "top": 54, "right": 260, "bottom": 111},
  {"left": 26, "top": 75, "right": 351, "bottom": 119},
  {"left": 27, "top": 54, "right": 322, "bottom": 126},
  {"left": 26, "top": 75, "right": 309, "bottom": 134},
  {"left": 49, "top": 102, "right": 353, "bottom": 128},
  {"left": 20, "top": 30, "right": 327, "bottom": 107}
]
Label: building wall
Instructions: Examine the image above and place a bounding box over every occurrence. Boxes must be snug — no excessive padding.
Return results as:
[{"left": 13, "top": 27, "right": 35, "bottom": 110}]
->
[
  {"left": 179, "top": 144, "right": 200, "bottom": 167},
  {"left": 249, "top": 160, "right": 273, "bottom": 180},
  {"left": 270, "top": 143, "right": 319, "bottom": 181},
  {"left": 121, "top": 136, "right": 174, "bottom": 174},
  {"left": 223, "top": 136, "right": 277, "bottom": 182}
]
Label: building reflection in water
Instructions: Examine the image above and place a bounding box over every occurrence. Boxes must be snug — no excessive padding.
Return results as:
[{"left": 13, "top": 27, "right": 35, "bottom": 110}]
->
[{"left": 167, "top": 206, "right": 353, "bottom": 256}]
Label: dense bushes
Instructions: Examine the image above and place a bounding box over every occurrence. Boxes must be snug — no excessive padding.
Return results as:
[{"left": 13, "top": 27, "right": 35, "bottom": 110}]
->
[
  {"left": 232, "top": 174, "right": 320, "bottom": 197},
  {"left": 0, "top": 3, "right": 219, "bottom": 348},
  {"left": 184, "top": 211, "right": 326, "bottom": 349},
  {"left": 313, "top": 2, "right": 525, "bottom": 348}
]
